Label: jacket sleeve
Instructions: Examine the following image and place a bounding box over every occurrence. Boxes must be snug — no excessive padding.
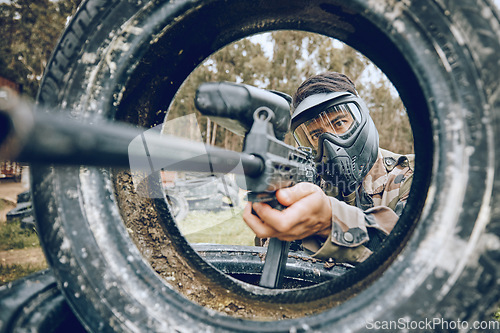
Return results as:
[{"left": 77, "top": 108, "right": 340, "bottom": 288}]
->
[
  {"left": 306, "top": 197, "right": 399, "bottom": 264},
  {"left": 305, "top": 151, "right": 414, "bottom": 264}
]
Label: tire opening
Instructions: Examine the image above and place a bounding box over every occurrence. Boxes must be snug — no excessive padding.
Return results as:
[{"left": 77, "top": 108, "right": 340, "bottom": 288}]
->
[
  {"left": 153, "top": 30, "right": 416, "bottom": 290},
  {"left": 31, "top": 0, "right": 500, "bottom": 331},
  {"left": 109, "top": 2, "right": 430, "bottom": 319}
]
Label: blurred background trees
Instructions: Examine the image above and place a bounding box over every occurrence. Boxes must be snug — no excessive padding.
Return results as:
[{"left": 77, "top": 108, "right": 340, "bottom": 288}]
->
[
  {"left": 170, "top": 31, "right": 413, "bottom": 154},
  {"left": 0, "top": 0, "right": 82, "bottom": 98},
  {"left": 0, "top": 1, "right": 413, "bottom": 154}
]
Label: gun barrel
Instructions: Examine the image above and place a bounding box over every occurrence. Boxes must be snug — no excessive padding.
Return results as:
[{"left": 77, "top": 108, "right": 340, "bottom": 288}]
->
[{"left": 0, "top": 88, "right": 263, "bottom": 176}]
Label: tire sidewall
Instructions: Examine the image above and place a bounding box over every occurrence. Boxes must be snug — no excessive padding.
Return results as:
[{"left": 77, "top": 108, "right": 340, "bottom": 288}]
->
[{"left": 32, "top": 0, "right": 500, "bottom": 331}]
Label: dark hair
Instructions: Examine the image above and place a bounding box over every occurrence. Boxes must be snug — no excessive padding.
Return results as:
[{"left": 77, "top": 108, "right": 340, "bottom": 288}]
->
[{"left": 292, "top": 72, "right": 357, "bottom": 108}]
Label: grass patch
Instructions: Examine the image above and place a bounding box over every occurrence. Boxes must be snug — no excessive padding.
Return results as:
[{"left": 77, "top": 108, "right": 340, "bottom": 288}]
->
[
  {"left": 0, "top": 220, "right": 45, "bottom": 285},
  {"left": 0, "top": 262, "right": 48, "bottom": 286},
  {"left": 0, "top": 222, "right": 40, "bottom": 251},
  {"left": 177, "top": 208, "right": 255, "bottom": 246}
]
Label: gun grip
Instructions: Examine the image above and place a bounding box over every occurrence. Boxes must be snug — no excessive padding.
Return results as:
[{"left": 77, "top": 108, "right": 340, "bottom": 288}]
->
[
  {"left": 259, "top": 237, "right": 290, "bottom": 288},
  {"left": 248, "top": 192, "right": 286, "bottom": 215},
  {"left": 248, "top": 191, "right": 290, "bottom": 288}
]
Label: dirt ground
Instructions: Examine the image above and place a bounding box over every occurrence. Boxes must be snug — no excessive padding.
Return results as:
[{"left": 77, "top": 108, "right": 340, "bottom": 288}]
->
[
  {"left": 0, "top": 178, "right": 26, "bottom": 202},
  {"left": 0, "top": 178, "right": 47, "bottom": 267},
  {"left": 0, "top": 179, "right": 24, "bottom": 221},
  {"left": 1, "top": 247, "right": 46, "bottom": 266}
]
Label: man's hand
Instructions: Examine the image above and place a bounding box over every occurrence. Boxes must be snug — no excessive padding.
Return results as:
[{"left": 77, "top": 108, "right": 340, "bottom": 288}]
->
[{"left": 243, "top": 182, "right": 332, "bottom": 242}]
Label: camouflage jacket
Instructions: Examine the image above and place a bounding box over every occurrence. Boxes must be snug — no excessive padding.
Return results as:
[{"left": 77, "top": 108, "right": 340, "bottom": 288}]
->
[{"left": 302, "top": 148, "right": 414, "bottom": 264}]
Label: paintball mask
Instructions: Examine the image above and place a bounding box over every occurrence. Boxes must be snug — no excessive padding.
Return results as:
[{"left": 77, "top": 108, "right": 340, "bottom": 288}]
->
[{"left": 291, "top": 92, "right": 379, "bottom": 194}]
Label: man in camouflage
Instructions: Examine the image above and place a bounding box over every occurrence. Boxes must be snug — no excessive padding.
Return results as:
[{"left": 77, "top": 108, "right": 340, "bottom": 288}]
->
[{"left": 243, "top": 72, "right": 414, "bottom": 264}]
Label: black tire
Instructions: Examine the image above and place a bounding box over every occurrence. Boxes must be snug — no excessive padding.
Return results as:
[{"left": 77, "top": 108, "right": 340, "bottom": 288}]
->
[
  {"left": 0, "top": 270, "right": 86, "bottom": 333},
  {"left": 32, "top": 0, "right": 500, "bottom": 332},
  {"left": 16, "top": 190, "right": 31, "bottom": 204},
  {"left": 6, "top": 202, "right": 32, "bottom": 224},
  {"left": 20, "top": 216, "right": 37, "bottom": 231},
  {"left": 192, "top": 244, "right": 351, "bottom": 288}
]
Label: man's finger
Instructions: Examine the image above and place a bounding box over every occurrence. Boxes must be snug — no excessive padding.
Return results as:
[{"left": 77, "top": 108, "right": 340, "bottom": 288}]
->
[
  {"left": 276, "top": 182, "right": 320, "bottom": 207},
  {"left": 252, "top": 202, "right": 302, "bottom": 233},
  {"left": 278, "top": 191, "right": 319, "bottom": 221},
  {"left": 242, "top": 203, "right": 278, "bottom": 238},
  {"left": 250, "top": 202, "right": 309, "bottom": 240}
]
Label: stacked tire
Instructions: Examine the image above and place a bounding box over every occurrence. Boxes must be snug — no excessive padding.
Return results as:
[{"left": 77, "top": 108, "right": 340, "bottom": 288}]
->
[
  {"left": 6, "top": 190, "right": 35, "bottom": 230},
  {"left": 0, "top": 270, "right": 86, "bottom": 333},
  {"left": 5, "top": 0, "right": 500, "bottom": 332}
]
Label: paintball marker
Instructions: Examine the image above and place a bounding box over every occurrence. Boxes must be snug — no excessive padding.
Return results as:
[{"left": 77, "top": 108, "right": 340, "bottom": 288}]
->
[
  {"left": 0, "top": 82, "right": 319, "bottom": 289},
  {"left": 195, "top": 82, "right": 319, "bottom": 288}
]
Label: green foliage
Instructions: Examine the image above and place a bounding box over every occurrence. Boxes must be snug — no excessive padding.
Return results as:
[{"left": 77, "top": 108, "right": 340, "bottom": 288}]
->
[
  {"left": 168, "top": 31, "right": 413, "bottom": 154},
  {"left": 0, "top": 2, "right": 413, "bottom": 153},
  {"left": 0, "top": 0, "right": 82, "bottom": 98},
  {"left": 0, "top": 222, "right": 40, "bottom": 251},
  {"left": 0, "top": 263, "right": 47, "bottom": 286},
  {"left": 365, "top": 77, "right": 414, "bottom": 154},
  {"left": 0, "top": 221, "right": 45, "bottom": 286}
]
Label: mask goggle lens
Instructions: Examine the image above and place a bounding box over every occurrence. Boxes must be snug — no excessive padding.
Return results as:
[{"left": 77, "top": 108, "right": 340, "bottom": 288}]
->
[{"left": 294, "top": 102, "right": 362, "bottom": 150}]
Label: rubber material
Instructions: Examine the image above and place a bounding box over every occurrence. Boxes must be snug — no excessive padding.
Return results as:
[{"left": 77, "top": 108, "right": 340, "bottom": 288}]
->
[
  {"left": 0, "top": 270, "right": 86, "bottom": 333},
  {"left": 193, "top": 244, "right": 350, "bottom": 288},
  {"left": 17, "top": 190, "right": 31, "bottom": 204},
  {"left": 32, "top": 0, "right": 500, "bottom": 331},
  {"left": 6, "top": 202, "right": 32, "bottom": 224},
  {"left": 20, "top": 216, "right": 36, "bottom": 231}
]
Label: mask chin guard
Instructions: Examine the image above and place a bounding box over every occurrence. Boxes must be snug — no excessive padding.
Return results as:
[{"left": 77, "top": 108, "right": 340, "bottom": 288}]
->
[{"left": 316, "top": 134, "right": 365, "bottom": 195}]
